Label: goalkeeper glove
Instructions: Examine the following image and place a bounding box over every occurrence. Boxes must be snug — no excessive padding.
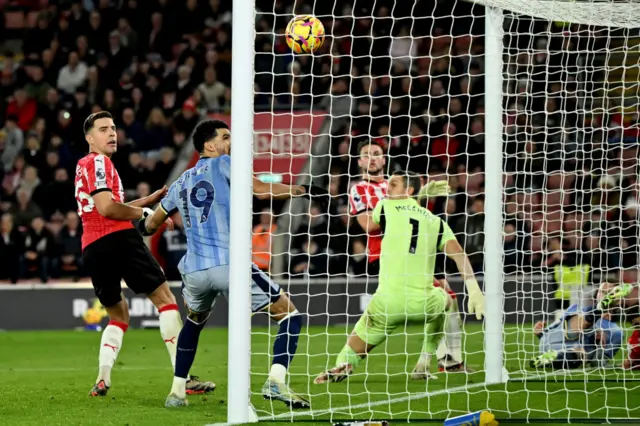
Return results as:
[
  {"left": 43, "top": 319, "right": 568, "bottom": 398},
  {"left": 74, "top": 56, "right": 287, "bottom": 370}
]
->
[
  {"left": 465, "top": 278, "right": 485, "bottom": 320},
  {"left": 418, "top": 181, "right": 451, "bottom": 201},
  {"left": 137, "top": 207, "right": 155, "bottom": 236},
  {"left": 300, "top": 185, "right": 331, "bottom": 210}
]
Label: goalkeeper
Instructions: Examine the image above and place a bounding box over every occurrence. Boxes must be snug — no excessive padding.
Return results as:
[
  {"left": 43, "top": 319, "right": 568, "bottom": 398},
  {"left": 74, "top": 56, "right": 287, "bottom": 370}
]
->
[{"left": 314, "top": 172, "right": 485, "bottom": 383}]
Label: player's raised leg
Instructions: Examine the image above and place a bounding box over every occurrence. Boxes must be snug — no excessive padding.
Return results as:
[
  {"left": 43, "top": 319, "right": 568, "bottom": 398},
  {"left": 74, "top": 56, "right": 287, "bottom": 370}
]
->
[
  {"left": 251, "top": 265, "right": 309, "bottom": 409},
  {"left": 90, "top": 299, "right": 130, "bottom": 396}
]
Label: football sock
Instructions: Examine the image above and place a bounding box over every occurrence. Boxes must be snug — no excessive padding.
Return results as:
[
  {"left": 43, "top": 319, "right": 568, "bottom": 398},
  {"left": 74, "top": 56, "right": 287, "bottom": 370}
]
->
[
  {"left": 436, "top": 301, "right": 463, "bottom": 364},
  {"left": 171, "top": 318, "right": 206, "bottom": 399},
  {"left": 96, "top": 321, "right": 128, "bottom": 387},
  {"left": 159, "top": 304, "right": 181, "bottom": 369},
  {"left": 336, "top": 344, "right": 361, "bottom": 369},
  {"left": 270, "top": 311, "right": 302, "bottom": 383}
]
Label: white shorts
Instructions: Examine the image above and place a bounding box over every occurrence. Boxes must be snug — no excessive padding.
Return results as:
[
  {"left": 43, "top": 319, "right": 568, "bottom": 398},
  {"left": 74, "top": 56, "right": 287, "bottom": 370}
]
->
[{"left": 181, "top": 263, "right": 282, "bottom": 313}]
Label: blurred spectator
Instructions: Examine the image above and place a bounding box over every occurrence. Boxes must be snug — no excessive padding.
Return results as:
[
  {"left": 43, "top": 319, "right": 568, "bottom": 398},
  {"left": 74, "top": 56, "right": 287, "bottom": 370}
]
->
[
  {"left": 290, "top": 239, "right": 328, "bottom": 277},
  {"left": 6, "top": 89, "right": 37, "bottom": 131},
  {"left": 456, "top": 196, "right": 485, "bottom": 273},
  {"left": 57, "top": 52, "right": 88, "bottom": 95},
  {"left": 198, "top": 67, "right": 226, "bottom": 112},
  {"left": 144, "top": 108, "right": 171, "bottom": 152},
  {"left": 19, "top": 166, "right": 41, "bottom": 199},
  {"left": 173, "top": 98, "right": 199, "bottom": 137},
  {"left": 25, "top": 66, "right": 52, "bottom": 104},
  {"left": 252, "top": 208, "right": 276, "bottom": 272},
  {"left": 349, "top": 239, "right": 368, "bottom": 276},
  {"left": 1, "top": 117, "right": 24, "bottom": 171},
  {"left": 0, "top": 213, "right": 23, "bottom": 283},
  {"left": 23, "top": 217, "right": 56, "bottom": 282},
  {"left": 37, "top": 168, "right": 77, "bottom": 219},
  {"left": 57, "top": 211, "right": 84, "bottom": 281},
  {"left": 9, "top": 188, "right": 43, "bottom": 229},
  {"left": 120, "top": 107, "right": 145, "bottom": 147}
]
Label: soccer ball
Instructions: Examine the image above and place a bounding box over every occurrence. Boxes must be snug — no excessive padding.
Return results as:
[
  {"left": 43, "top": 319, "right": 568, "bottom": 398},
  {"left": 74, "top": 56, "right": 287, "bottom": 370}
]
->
[{"left": 285, "top": 15, "right": 325, "bottom": 54}]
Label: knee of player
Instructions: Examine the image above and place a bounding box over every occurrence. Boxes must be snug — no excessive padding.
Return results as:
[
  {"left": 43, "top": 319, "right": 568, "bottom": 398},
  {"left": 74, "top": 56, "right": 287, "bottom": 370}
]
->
[
  {"left": 269, "top": 294, "right": 298, "bottom": 317},
  {"left": 187, "top": 309, "right": 211, "bottom": 326},
  {"left": 274, "top": 309, "right": 304, "bottom": 328}
]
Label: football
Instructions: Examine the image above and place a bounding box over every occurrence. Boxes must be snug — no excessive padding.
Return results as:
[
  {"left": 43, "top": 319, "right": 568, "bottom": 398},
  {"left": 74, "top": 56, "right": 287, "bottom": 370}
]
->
[{"left": 285, "top": 15, "right": 325, "bottom": 54}]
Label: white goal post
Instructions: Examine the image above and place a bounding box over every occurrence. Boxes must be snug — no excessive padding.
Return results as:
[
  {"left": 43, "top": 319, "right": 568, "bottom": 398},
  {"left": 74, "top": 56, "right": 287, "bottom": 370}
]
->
[{"left": 227, "top": 0, "right": 640, "bottom": 423}]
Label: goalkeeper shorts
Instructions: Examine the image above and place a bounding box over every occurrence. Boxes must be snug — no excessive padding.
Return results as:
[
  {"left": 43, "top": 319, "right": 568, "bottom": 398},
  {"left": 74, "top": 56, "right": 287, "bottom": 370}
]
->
[{"left": 353, "top": 287, "right": 448, "bottom": 346}]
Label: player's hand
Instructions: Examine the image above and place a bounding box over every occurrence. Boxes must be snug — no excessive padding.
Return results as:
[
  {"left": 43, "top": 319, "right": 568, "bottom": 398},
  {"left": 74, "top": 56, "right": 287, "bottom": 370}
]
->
[
  {"left": 148, "top": 185, "right": 169, "bottom": 205},
  {"left": 301, "top": 185, "right": 331, "bottom": 210},
  {"left": 418, "top": 181, "right": 451, "bottom": 201},
  {"left": 465, "top": 278, "right": 485, "bottom": 320}
]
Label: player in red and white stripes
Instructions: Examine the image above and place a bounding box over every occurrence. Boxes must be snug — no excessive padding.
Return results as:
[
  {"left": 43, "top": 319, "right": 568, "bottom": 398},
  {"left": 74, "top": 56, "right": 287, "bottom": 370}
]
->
[
  {"left": 77, "top": 112, "right": 214, "bottom": 396},
  {"left": 348, "top": 140, "right": 472, "bottom": 372}
]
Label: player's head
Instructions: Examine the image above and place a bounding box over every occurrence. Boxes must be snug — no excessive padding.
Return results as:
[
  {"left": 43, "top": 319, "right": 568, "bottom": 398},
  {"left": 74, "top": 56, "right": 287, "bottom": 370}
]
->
[
  {"left": 388, "top": 171, "right": 421, "bottom": 199},
  {"left": 357, "top": 140, "right": 385, "bottom": 177},
  {"left": 84, "top": 111, "right": 117, "bottom": 156},
  {"left": 192, "top": 119, "right": 230, "bottom": 157}
]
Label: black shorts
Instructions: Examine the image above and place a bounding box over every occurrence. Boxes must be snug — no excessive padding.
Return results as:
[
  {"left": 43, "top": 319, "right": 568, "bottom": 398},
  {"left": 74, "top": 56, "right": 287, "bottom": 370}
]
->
[{"left": 83, "top": 229, "right": 167, "bottom": 307}]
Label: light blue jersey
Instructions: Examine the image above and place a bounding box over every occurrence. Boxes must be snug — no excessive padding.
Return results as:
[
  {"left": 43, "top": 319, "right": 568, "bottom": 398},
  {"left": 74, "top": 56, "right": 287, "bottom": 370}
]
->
[{"left": 161, "top": 155, "right": 231, "bottom": 274}]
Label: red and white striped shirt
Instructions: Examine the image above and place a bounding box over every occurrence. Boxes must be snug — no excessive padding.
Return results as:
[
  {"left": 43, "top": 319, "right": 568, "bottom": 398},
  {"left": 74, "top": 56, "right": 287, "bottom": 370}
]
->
[
  {"left": 75, "top": 153, "right": 132, "bottom": 249},
  {"left": 348, "top": 178, "right": 388, "bottom": 262}
]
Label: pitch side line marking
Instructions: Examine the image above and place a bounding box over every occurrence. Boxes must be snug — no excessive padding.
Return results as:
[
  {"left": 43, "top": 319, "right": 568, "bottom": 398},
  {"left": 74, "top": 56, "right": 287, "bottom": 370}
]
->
[{"left": 0, "top": 366, "right": 163, "bottom": 373}]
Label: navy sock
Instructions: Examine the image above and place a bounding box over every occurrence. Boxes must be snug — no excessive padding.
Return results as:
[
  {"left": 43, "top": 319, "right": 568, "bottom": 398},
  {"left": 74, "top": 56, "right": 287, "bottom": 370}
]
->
[
  {"left": 175, "top": 319, "right": 206, "bottom": 379},
  {"left": 272, "top": 314, "right": 303, "bottom": 369}
]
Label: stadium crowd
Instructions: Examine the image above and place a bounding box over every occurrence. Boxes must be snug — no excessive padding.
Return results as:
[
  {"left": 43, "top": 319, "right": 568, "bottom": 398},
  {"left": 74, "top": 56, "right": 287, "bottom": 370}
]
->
[{"left": 1, "top": 0, "right": 639, "bottom": 290}]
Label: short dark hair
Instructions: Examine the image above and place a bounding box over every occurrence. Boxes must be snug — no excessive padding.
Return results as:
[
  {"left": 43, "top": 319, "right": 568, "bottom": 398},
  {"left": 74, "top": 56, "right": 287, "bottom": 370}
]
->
[
  {"left": 84, "top": 111, "right": 113, "bottom": 134},
  {"left": 192, "top": 119, "right": 229, "bottom": 154},
  {"left": 392, "top": 170, "right": 422, "bottom": 197},
  {"left": 357, "top": 139, "right": 384, "bottom": 155}
]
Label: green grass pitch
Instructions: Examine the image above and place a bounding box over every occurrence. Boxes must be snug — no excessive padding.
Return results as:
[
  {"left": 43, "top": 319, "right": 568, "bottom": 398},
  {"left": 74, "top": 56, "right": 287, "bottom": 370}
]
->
[{"left": 1, "top": 324, "right": 638, "bottom": 425}]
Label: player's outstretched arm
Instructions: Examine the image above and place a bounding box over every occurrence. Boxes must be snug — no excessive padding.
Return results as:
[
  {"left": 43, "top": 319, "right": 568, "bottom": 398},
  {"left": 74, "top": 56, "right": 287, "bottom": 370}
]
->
[
  {"left": 443, "top": 239, "right": 486, "bottom": 320},
  {"left": 127, "top": 186, "right": 169, "bottom": 208},
  {"left": 253, "top": 177, "right": 330, "bottom": 208},
  {"left": 93, "top": 191, "right": 147, "bottom": 221}
]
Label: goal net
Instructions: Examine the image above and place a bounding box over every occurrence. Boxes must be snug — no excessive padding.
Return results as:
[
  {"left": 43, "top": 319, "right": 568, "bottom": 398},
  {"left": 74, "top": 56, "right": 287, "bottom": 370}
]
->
[{"left": 241, "top": 0, "right": 640, "bottom": 423}]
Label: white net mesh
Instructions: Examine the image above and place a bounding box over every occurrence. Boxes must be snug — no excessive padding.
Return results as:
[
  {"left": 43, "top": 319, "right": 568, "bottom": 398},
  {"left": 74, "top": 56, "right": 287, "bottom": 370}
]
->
[{"left": 248, "top": 0, "right": 640, "bottom": 422}]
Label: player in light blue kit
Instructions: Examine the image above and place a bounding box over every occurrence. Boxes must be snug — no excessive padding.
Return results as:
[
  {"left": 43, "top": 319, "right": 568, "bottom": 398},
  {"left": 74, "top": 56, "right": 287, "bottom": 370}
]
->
[
  {"left": 142, "top": 120, "right": 328, "bottom": 408},
  {"left": 531, "top": 303, "right": 623, "bottom": 369}
]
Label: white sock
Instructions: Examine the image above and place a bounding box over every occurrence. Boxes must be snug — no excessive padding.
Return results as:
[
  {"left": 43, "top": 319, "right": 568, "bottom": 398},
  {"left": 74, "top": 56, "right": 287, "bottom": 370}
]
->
[
  {"left": 96, "top": 321, "right": 127, "bottom": 387},
  {"left": 436, "top": 302, "right": 463, "bottom": 365},
  {"left": 269, "top": 363, "right": 288, "bottom": 383},
  {"left": 170, "top": 376, "right": 188, "bottom": 399},
  {"left": 159, "top": 305, "right": 182, "bottom": 369}
]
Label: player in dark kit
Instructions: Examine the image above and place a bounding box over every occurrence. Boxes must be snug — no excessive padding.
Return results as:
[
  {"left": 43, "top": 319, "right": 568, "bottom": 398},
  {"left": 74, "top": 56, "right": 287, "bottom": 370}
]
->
[{"left": 77, "top": 112, "right": 214, "bottom": 397}]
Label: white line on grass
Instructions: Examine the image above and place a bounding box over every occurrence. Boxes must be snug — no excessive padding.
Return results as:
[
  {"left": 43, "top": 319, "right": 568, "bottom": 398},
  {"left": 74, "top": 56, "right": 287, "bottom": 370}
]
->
[
  {"left": 205, "top": 370, "right": 568, "bottom": 426},
  {"left": 0, "top": 366, "right": 163, "bottom": 373}
]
